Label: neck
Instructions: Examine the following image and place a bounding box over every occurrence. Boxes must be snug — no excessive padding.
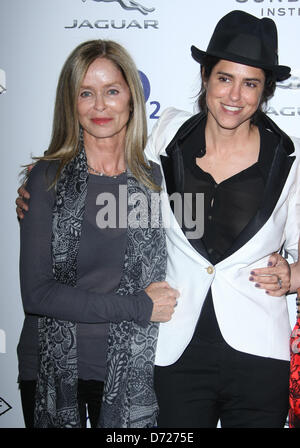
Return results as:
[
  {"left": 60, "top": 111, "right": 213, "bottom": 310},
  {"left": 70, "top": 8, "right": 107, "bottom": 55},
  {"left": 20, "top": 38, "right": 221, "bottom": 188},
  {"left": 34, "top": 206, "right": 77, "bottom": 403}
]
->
[
  {"left": 205, "top": 114, "right": 256, "bottom": 155},
  {"left": 84, "top": 131, "right": 126, "bottom": 175}
]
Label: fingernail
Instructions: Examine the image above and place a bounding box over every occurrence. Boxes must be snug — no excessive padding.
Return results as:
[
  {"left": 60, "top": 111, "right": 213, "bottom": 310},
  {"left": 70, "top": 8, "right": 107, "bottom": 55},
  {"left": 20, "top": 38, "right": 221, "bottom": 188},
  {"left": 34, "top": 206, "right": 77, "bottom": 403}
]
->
[
  {"left": 255, "top": 283, "right": 260, "bottom": 288},
  {"left": 250, "top": 271, "right": 255, "bottom": 275},
  {"left": 266, "top": 291, "right": 269, "bottom": 294},
  {"left": 268, "top": 262, "right": 273, "bottom": 266},
  {"left": 249, "top": 277, "right": 254, "bottom": 281}
]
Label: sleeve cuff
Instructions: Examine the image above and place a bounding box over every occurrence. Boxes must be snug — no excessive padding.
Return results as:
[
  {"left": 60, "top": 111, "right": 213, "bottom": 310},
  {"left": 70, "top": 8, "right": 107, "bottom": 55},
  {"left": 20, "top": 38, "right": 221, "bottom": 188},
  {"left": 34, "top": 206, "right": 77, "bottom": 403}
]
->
[{"left": 134, "top": 290, "right": 153, "bottom": 327}]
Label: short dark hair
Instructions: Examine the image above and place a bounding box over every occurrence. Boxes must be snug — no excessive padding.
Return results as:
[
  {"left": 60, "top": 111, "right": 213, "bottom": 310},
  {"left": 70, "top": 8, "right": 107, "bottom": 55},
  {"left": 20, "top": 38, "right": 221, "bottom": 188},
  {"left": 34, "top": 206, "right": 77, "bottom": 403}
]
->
[{"left": 197, "top": 55, "right": 276, "bottom": 123}]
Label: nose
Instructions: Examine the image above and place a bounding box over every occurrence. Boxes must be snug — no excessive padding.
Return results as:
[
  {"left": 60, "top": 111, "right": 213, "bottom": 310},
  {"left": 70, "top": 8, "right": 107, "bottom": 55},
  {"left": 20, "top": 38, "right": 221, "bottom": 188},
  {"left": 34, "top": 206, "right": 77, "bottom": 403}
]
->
[
  {"left": 94, "top": 93, "right": 106, "bottom": 112},
  {"left": 229, "top": 81, "right": 242, "bottom": 102}
]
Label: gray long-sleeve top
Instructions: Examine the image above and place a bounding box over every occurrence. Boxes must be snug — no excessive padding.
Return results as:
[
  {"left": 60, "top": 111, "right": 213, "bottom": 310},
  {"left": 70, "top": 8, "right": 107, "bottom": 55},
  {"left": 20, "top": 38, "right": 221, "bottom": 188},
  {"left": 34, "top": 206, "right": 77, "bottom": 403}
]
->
[{"left": 17, "top": 161, "right": 153, "bottom": 381}]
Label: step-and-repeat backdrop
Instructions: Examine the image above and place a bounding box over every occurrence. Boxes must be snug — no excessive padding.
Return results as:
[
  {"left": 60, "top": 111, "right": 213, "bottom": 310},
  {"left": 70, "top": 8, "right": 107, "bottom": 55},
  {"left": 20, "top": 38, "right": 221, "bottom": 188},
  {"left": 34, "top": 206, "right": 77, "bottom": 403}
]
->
[{"left": 1, "top": 0, "right": 300, "bottom": 428}]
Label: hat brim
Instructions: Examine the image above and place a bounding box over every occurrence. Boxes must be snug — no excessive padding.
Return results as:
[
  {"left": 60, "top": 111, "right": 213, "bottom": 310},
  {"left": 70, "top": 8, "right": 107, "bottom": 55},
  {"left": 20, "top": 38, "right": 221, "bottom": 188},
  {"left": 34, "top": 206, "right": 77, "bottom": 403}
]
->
[{"left": 191, "top": 45, "right": 291, "bottom": 82}]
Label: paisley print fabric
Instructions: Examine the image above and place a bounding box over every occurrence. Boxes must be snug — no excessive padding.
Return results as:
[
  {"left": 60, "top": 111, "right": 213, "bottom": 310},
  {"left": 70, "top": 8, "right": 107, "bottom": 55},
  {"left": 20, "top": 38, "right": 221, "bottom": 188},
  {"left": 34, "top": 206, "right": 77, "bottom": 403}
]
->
[
  {"left": 100, "top": 175, "right": 166, "bottom": 427},
  {"left": 34, "top": 141, "right": 166, "bottom": 428}
]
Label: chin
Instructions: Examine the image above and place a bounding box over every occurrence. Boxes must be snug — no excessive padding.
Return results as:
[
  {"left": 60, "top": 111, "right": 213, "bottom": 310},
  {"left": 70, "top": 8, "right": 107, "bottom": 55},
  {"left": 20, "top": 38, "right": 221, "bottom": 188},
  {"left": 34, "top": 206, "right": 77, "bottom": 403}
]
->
[
  {"left": 209, "top": 108, "right": 254, "bottom": 131},
  {"left": 217, "top": 114, "right": 253, "bottom": 131}
]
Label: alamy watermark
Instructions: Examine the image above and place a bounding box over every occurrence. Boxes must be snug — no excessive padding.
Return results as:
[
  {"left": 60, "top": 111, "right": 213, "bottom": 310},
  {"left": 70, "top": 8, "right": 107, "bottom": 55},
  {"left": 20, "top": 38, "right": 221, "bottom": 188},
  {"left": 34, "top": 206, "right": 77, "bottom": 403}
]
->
[{"left": 95, "top": 186, "right": 204, "bottom": 239}]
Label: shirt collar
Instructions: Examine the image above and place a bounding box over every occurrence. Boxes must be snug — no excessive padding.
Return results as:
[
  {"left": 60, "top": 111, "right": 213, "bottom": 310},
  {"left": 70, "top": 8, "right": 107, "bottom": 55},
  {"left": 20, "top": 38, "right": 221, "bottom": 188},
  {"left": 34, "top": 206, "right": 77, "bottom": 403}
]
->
[{"left": 180, "top": 114, "right": 280, "bottom": 184}]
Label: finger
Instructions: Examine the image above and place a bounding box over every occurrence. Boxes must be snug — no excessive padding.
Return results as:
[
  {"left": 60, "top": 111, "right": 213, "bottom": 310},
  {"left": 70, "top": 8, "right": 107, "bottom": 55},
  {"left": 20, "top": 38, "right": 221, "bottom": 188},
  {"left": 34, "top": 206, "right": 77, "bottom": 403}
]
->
[
  {"left": 16, "top": 206, "right": 24, "bottom": 220},
  {"left": 268, "top": 252, "right": 290, "bottom": 268},
  {"left": 16, "top": 197, "right": 28, "bottom": 211},
  {"left": 250, "top": 267, "right": 275, "bottom": 276},
  {"left": 265, "top": 280, "right": 290, "bottom": 295},
  {"left": 257, "top": 281, "right": 290, "bottom": 294},
  {"left": 253, "top": 275, "right": 290, "bottom": 288},
  {"left": 146, "top": 281, "right": 168, "bottom": 292},
  {"left": 161, "top": 292, "right": 178, "bottom": 303},
  {"left": 250, "top": 265, "right": 289, "bottom": 277},
  {"left": 250, "top": 266, "right": 278, "bottom": 276},
  {"left": 250, "top": 275, "right": 279, "bottom": 285},
  {"left": 265, "top": 290, "right": 285, "bottom": 297},
  {"left": 153, "top": 281, "right": 170, "bottom": 288},
  {"left": 258, "top": 282, "right": 283, "bottom": 291},
  {"left": 168, "top": 288, "right": 180, "bottom": 299},
  {"left": 18, "top": 186, "right": 30, "bottom": 199},
  {"left": 250, "top": 271, "right": 290, "bottom": 284},
  {"left": 267, "top": 253, "right": 280, "bottom": 267}
]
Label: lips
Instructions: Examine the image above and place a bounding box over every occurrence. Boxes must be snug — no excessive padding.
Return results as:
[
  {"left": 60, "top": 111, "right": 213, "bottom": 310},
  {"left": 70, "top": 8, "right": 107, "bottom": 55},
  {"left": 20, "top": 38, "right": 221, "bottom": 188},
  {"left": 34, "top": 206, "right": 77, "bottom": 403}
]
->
[
  {"left": 222, "top": 104, "right": 243, "bottom": 113},
  {"left": 91, "top": 118, "right": 113, "bottom": 125}
]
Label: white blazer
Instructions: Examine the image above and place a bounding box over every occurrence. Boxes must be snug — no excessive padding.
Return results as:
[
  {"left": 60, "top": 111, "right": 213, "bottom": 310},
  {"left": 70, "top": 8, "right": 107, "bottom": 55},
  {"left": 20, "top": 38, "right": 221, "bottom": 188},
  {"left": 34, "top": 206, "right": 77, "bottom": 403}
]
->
[{"left": 145, "top": 108, "right": 300, "bottom": 365}]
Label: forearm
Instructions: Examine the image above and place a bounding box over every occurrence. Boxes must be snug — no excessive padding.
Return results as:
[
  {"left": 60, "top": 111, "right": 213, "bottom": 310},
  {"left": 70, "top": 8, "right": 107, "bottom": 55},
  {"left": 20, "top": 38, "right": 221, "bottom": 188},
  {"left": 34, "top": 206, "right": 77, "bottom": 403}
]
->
[
  {"left": 20, "top": 276, "right": 153, "bottom": 325},
  {"left": 20, "top": 216, "right": 153, "bottom": 325}
]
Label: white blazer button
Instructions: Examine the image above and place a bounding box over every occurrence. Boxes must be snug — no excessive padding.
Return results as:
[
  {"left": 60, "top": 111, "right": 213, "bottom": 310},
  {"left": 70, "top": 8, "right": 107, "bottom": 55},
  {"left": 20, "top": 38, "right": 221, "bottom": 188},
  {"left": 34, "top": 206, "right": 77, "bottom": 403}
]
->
[{"left": 206, "top": 266, "right": 214, "bottom": 274}]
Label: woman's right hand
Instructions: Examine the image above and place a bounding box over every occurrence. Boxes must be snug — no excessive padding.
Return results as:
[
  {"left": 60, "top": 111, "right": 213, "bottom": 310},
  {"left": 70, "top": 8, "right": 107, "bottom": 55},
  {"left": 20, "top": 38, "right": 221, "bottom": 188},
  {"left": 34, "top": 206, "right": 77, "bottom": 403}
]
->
[
  {"left": 146, "top": 281, "right": 179, "bottom": 323},
  {"left": 16, "top": 185, "right": 30, "bottom": 219}
]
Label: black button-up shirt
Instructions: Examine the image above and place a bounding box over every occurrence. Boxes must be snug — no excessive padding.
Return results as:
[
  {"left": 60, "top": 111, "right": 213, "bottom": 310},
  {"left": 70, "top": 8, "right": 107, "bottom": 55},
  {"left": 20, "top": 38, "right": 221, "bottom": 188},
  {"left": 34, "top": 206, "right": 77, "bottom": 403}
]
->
[
  {"left": 180, "top": 117, "right": 280, "bottom": 341},
  {"left": 182, "top": 117, "right": 279, "bottom": 264}
]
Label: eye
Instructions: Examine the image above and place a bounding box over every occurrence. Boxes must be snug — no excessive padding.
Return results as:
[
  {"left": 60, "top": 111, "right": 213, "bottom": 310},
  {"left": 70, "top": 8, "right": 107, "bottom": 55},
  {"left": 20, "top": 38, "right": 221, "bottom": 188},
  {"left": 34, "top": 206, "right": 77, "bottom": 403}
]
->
[
  {"left": 245, "top": 81, "right": 257, "bottom": 88},
  {"left": 218, "top": 76, "right": 230, "bottom": 83},
  {"left": 107, "top": 88, "right": 119, "bottom": 95},
  {"left": 79, "top": 90, "right": 92, "bottom": 98}
]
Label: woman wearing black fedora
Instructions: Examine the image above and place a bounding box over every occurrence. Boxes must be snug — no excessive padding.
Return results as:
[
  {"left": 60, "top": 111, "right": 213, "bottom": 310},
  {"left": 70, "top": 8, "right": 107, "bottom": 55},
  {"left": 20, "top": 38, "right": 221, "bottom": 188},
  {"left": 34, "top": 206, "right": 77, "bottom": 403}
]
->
[{"left": 145, "top": 10, "right": 300, "bottom": 428}]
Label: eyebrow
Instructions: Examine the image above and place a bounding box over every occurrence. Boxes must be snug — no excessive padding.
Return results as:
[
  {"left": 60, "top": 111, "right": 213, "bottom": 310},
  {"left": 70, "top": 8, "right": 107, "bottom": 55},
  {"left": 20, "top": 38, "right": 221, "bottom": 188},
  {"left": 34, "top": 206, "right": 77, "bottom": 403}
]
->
[
  {"left": 80, "top": 82, "right": 123, "bottom": 89},
  {"left": 216, "top": 71, "right": 263, "bottom": 83}
]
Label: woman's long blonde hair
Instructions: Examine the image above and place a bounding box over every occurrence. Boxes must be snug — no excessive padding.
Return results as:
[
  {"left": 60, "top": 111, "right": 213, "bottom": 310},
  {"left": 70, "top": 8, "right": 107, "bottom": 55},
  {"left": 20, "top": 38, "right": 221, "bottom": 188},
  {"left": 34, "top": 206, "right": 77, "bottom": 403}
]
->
[{"left": 37, "top": 39, "right": 158, "bottom": 191}]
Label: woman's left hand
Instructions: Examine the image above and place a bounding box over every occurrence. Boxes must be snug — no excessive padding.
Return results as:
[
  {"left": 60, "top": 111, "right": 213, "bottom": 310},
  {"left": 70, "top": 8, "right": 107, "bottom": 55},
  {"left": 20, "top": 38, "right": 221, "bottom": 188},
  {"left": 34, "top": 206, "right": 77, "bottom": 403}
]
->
[{"left": 249, "top": 252, "right": 291, "bottom": 297}]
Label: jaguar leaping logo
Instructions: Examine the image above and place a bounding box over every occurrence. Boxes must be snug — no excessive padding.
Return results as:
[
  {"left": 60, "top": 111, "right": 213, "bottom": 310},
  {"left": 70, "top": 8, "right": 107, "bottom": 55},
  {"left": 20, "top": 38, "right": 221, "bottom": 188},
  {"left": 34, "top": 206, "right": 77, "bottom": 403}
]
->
[{"left": 84, "top": 0, "right": 155, "bottom": 15}]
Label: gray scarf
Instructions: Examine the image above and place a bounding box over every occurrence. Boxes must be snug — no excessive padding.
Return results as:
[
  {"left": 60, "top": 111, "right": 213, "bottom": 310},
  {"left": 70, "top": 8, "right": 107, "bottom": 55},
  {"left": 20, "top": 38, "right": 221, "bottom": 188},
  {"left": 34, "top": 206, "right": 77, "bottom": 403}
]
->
[{"left": 34, "top": 142, "right": 166, "bottom": 428}]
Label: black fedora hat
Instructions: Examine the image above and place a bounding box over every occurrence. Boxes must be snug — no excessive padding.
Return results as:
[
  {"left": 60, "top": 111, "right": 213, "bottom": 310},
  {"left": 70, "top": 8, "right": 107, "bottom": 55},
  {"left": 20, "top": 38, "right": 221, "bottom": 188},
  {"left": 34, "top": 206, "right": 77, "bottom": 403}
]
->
[{"left": 191, "top": 10, "right": 290, "bottom": 81}]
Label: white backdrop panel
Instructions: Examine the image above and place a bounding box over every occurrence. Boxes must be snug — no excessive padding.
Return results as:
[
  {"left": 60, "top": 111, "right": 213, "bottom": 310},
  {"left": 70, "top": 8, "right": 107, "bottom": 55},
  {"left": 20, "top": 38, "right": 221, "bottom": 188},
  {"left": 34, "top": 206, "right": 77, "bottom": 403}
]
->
[{"left": 1, "top": 0, "right": 300, "bottom": 427}]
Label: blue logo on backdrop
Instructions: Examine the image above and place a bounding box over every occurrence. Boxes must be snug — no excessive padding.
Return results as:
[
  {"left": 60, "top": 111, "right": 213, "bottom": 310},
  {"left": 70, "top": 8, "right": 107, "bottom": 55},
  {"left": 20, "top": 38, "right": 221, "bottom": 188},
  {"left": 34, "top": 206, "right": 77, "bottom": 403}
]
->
[
  {"left": 139, "top": 70, "right": 151, "bottom": 102},
  {"left": 82, "top": 0, "right": 156, "bottom": 15},
  {"left": 139, "top": 70, "right": 161, "bottom": 119}
]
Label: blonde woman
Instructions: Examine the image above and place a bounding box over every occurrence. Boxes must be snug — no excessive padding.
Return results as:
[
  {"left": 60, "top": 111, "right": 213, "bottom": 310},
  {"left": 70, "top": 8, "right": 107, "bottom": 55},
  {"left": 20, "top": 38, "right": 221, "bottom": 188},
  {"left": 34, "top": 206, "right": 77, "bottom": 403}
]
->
[{"left": 16, "top": 40, "right": 178, "bottom": 428}]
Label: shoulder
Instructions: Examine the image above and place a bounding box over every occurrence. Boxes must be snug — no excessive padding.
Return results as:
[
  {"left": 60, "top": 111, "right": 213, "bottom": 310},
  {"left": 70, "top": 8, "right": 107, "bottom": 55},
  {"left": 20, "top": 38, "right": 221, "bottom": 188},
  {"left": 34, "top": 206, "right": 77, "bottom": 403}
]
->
[
  {"left": 26, "top": 160, "right": 59, "bottom": 194},
  {"left": 290, "top": 136, "right": 300, "bottom": 155},
  {"left": 145, "top": 107, "right": 193, "bottom": 160},
  {"left": 286, "top": 136, "right": 300, "bottom": 191},
  {"left": 157, "top": 107, "right": 193, "bottom": 127},
  {"left": 287, "top": 136, "right": 300, "bottom": 173},
  {"left": 152, "top": 107, "right": 193, "bottom": 146}
]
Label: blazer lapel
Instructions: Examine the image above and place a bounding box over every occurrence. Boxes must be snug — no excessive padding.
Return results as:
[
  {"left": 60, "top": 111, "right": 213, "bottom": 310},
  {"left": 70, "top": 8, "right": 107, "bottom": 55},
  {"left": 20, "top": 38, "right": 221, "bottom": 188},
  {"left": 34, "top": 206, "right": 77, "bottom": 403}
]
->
[
  {"left": 160, "top": 112, "right": 206, "bottom": 197},
  {"left": 219, "top": 114, "right": 295, "bottom": 262},
  {"left": 160, "top": 113, "right": 210, "bottom": 260}
]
